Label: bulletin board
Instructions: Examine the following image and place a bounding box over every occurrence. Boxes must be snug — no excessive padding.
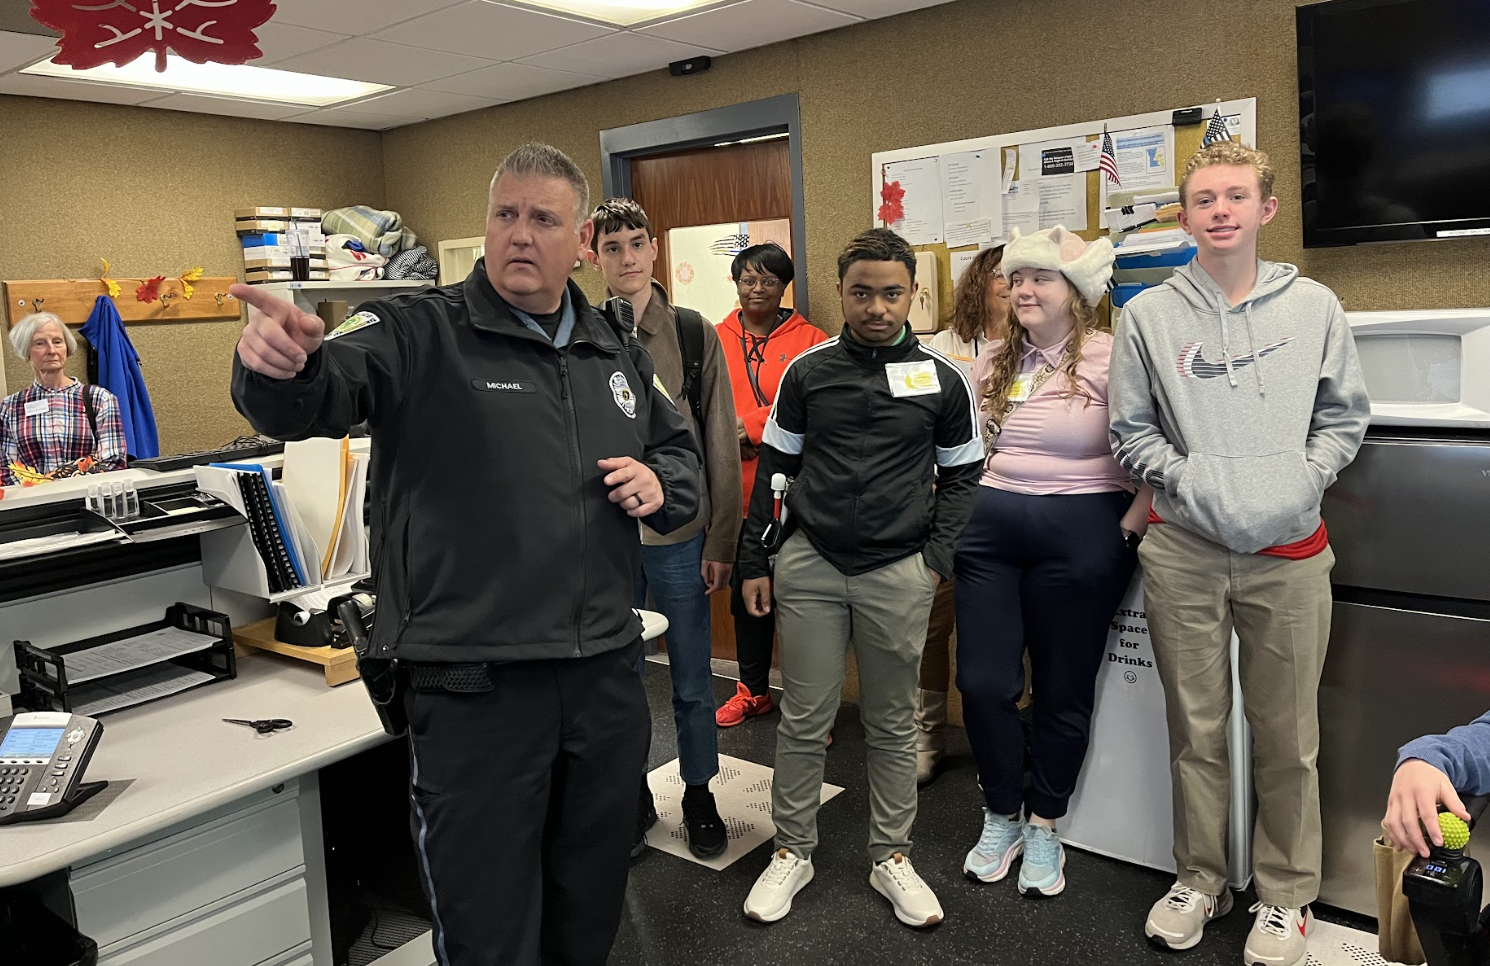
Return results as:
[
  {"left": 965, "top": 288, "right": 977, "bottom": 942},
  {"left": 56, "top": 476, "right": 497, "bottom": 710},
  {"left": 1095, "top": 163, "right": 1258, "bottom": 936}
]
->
[{"left": 870, "top": 98, "right": 1258, "bottom": 330}]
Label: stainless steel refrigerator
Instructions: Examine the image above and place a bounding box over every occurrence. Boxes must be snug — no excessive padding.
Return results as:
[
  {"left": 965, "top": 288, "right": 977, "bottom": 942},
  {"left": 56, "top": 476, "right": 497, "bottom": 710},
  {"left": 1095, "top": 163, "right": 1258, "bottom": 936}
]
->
[{"left": 1318, "top": 429, "right": 1490, "bottom": 915}]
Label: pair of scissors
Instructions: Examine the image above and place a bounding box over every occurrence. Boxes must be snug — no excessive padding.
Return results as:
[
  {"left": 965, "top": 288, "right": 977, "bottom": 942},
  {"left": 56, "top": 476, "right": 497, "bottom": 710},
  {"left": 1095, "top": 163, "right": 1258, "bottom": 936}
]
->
[{"left": 223, "top": 718, "right": 294, "bottom": 735}]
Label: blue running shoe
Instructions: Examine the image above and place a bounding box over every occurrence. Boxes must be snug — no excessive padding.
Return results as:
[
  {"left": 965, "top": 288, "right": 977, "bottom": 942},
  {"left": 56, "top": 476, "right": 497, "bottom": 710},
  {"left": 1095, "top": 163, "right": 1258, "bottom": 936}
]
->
[
  {"left": 1018, "top": 823, "right": 1066, "bottom": 897},
  {"left": 963, "top": 809, "right": 1023, "bottom": 883}
]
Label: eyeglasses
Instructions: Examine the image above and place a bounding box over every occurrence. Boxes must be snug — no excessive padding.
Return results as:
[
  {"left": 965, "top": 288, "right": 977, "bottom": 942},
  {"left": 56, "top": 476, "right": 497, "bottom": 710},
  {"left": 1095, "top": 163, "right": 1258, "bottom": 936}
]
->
[{"left": 736, "top": 276, "right": 784, "bottom": 292}]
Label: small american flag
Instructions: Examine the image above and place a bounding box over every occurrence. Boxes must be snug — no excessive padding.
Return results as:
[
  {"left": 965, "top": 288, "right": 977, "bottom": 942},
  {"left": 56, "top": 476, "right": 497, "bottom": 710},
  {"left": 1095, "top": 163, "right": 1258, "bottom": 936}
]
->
[
  {"left": 1202, "top": 109, "right": 1230, "bottom": 147},
  {"left": 1099, "top": 127, "right": 1121, "bottom": 186},
  {"left": 709, "top": 231, "right": 750, "bottom": 255}
]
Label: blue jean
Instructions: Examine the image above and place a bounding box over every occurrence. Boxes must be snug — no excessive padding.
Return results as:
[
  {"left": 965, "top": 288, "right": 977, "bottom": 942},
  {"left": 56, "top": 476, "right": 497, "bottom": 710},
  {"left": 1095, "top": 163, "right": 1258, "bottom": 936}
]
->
[{"left": 634, "top": 533, "right": 720, "bottom": 786}]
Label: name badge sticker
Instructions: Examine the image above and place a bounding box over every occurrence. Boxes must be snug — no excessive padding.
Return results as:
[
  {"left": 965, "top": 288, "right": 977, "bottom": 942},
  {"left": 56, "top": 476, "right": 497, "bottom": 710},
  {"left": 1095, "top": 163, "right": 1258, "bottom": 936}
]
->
[
  {"left": 886, "top": 360, "right": 941, "bottom": 398},
  {"left": 1008, "top": 373, "right": 1035, "bottom": 403},
  {"left": 24, "top": 399, "right": 49, "bottom": 417}
]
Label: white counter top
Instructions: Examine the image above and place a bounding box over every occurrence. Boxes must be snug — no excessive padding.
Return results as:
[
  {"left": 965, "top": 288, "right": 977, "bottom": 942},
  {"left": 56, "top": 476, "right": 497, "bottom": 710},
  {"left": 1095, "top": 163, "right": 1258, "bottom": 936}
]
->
[
  {"left": 0, "top": 608, "right": 667, "bottom": 888},
  {"left": 0, "top": 437, "right": 373, "bottom": 513}
]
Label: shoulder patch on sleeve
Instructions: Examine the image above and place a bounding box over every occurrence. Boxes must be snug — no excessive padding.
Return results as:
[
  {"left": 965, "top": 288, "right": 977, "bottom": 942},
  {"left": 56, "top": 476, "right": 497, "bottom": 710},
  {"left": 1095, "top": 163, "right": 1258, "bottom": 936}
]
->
[{"left": 325, "top": 311, "right": 381, "bottom": 341}]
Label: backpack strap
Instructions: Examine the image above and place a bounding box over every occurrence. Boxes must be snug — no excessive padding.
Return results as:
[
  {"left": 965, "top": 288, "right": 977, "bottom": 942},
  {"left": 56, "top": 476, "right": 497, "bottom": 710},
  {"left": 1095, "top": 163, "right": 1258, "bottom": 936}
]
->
[
  {"left": 673, "top": 306, "right": 707, "bottom": 429},
  {"left": 81, "top": 382, "right": 100, "bottom": 447}
]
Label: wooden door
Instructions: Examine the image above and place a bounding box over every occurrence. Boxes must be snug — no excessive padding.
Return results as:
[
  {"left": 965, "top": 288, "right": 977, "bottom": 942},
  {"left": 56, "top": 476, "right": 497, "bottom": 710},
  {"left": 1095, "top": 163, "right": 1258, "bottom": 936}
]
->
[{"left": 630, "top": 138, "right": 792, "bottom": 661}]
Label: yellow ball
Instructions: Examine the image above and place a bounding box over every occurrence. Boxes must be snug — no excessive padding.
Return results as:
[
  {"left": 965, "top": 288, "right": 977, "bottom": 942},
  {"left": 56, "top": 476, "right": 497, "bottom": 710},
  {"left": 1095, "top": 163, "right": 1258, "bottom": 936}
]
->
[{"left": 1439, "top": 813, "right": 1471, "bottom": 850}]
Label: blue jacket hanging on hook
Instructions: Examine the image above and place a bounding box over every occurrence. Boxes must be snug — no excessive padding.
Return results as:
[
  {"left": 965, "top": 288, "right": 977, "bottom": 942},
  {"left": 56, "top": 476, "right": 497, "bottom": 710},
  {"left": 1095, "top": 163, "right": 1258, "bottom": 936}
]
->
[{"left": 80, "top": 294, "right": 160, "bottom": 459}]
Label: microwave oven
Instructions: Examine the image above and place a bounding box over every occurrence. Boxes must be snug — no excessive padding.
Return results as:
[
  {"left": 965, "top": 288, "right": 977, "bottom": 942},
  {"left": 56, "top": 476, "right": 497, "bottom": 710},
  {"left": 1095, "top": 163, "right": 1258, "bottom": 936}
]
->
[{"left": 1346, "top": 309, "right": 1490, "bottom": 429}]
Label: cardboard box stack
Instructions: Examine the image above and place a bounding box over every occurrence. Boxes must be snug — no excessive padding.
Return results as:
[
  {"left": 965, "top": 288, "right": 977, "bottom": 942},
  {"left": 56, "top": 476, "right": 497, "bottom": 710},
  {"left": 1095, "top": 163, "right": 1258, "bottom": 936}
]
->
[{"left": 236, "top": 206, "right": 329, "bottom": 283}]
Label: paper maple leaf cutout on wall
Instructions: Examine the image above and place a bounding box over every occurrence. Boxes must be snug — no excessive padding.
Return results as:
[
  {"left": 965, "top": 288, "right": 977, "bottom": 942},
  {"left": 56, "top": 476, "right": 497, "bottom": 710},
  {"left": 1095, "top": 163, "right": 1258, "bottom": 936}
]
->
[
  {"left": 878, "top": 179, "right": 906, "bottom": 226},
  {"left": 31, "top": 0, "right": 277, "bottom": 73}
]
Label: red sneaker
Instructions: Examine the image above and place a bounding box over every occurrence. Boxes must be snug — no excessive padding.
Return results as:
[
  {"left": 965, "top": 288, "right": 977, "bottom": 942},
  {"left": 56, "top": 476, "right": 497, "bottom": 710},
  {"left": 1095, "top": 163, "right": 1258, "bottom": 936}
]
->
[{"left": 716, "top": 681, "right": 774, "bottom": 727}]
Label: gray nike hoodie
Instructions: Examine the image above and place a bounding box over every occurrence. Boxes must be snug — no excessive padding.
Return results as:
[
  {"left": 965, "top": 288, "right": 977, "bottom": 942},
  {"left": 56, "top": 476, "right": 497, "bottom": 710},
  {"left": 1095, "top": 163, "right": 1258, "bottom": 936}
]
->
[{"left": 1109, "top": 258, "right": 1370, "bottom": 553}]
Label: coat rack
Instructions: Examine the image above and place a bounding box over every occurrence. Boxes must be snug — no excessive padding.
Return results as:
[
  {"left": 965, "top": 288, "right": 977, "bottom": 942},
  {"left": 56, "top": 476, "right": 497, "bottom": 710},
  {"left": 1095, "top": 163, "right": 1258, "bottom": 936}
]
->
[{"left": 2, "top": 277, "right": 241, "bottom": 326}]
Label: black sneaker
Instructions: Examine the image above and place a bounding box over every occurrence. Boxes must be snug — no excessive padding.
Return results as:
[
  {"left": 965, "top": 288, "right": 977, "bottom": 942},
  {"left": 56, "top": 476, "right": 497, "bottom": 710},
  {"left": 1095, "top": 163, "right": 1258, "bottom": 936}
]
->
[
  {"left": 682, "top": 786, "right": 727, "bottom": 859},
  {"left": 631, "top": 786, "right": 658, "bottom": 861}
]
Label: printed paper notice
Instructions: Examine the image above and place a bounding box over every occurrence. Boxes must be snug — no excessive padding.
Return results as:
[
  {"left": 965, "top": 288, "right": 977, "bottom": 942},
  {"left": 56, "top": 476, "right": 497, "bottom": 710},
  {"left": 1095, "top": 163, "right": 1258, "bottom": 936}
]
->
[
  {"left": 881, "top": 158, "right": 943, "bottom": 246},
  {"left": 940, "top": 150, "right": 988, "bottom": 222},
  {"left": 1020, "top": 136, "right": 1099, "bottom": 178},
  {"left": 1004, "top": 180, "right": 1040, "bottom": 238},
  {"left": 1036, "top": 174, "right": 1087, "bottom": 231},
  {"left": 1100, "top": 125, "right": 1176, "bottom": 225},
  {"left": 951, "top": 250, "right": 979, "bottom": 285},
  {"left": 945, "top": 218, "right": 993, "bottom": 249}
]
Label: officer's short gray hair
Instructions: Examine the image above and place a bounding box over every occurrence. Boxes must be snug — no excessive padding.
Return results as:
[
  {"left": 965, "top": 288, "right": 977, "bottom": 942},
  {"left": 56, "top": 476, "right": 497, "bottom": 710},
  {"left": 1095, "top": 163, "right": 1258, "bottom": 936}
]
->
[
  {"left": 490, "top": 141, "right": 590, "bottom": 226},
  {"left": 8, "top": 311, "right": 76, "bottom": 361}
]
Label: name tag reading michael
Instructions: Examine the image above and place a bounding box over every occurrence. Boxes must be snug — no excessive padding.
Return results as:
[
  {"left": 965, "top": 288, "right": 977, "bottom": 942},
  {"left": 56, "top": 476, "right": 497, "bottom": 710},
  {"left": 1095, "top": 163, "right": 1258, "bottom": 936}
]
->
[{"left": 886, "top": 360, "right": 940, "bottom": 398}]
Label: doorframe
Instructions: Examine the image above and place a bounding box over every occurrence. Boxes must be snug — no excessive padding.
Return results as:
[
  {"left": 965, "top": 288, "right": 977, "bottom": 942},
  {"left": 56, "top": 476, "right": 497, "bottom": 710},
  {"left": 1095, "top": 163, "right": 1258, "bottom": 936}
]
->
[{"left": 599, "top": 93, "right": 809, "bottom": 309}]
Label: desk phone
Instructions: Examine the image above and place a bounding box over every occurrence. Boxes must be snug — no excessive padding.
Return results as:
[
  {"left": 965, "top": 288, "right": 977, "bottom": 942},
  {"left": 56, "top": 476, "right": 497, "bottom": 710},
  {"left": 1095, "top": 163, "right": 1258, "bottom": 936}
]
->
[{"left": 0, "top": 711, "right": 105, "bottom": 824}]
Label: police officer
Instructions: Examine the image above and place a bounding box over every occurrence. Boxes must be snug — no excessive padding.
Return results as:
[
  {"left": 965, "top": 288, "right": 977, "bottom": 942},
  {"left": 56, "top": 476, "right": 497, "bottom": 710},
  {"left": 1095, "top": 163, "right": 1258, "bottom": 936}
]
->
[{"left": 230, "top": 142, "right": 701, "bottom": 966}]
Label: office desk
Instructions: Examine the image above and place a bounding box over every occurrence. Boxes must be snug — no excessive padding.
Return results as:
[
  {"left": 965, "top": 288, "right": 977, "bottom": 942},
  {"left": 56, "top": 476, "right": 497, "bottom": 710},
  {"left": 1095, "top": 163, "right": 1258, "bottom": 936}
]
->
[{"left": 1, "top": 610, "right": 668, "bottom": 966}]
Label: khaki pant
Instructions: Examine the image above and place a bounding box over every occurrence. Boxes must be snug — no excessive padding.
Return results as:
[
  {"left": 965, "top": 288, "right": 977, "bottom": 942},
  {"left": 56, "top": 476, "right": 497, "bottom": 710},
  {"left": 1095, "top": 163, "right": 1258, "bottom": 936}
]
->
[
  {"left": 1140, "top": 523, "right": 1335, "bottom": 908},
  {"left": 771, "top": 532, "right": 936, "bottom": 862},
  {"left": 918, "top": 576, "right": 956, "bottom": 691}
]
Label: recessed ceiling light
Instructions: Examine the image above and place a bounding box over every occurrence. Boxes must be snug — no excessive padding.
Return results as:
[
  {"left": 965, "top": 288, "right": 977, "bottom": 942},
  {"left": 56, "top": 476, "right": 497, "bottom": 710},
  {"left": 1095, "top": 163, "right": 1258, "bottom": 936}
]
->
[
  {"left": 22, "top": 54, "right": 390, "bottom": 107},
  {"left": 499, "top": 0, "right": 728, "bottom": 28}
]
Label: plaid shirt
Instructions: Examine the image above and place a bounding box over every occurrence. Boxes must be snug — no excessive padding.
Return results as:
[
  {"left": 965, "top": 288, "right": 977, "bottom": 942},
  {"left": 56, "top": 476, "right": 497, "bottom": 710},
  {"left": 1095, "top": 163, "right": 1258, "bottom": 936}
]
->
[{"left": 0, "top": 380, "right": 127, "bottom": 485}]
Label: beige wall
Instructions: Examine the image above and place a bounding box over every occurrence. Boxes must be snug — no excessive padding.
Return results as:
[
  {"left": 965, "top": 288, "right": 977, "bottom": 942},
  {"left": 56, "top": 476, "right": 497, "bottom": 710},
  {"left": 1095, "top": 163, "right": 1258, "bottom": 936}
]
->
[
  {"left": 6, "top": 0, "right": 1488, "bottom": 458},
  {"left": 382, "top": 0, "right": 1490, "bottom": 330},
  {"left": 0, "top": 96, "right": 384, "bottom": 454}
]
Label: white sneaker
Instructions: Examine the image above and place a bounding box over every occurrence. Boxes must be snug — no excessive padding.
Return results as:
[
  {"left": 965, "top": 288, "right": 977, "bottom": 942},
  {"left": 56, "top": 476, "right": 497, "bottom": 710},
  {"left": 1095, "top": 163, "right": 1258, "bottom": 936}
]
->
[
  {"left": 743, "top": 848, "right": 814, "bottom": 922},
  {"left": 870, "top": 852, "right": 944, "bottom": 928},
  {"left": 1145, "top": 881, "right": 1234, "bottom": 950},
  {"left": 1243, "top": 903, "right": 1312, "bottom": 966}
]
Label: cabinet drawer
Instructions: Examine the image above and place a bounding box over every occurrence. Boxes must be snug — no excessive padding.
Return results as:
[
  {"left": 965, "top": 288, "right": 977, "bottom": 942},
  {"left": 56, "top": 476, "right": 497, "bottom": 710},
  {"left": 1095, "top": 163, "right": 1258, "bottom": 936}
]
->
[
  {"left": 96, "top": 876, "right": 311, "bottom": 966},
  {"left": 73, "top": 790, "right": 305, "bottom": 948},
  {"left": 258, "top": 939, "right": 313, "bottom": 966}
]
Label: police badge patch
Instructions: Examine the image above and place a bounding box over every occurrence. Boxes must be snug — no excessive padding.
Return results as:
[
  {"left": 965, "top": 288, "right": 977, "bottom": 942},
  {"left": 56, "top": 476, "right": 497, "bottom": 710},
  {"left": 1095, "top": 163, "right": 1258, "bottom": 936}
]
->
[{"left": 609, "top": 371, "right": 637, "bottom": 418}]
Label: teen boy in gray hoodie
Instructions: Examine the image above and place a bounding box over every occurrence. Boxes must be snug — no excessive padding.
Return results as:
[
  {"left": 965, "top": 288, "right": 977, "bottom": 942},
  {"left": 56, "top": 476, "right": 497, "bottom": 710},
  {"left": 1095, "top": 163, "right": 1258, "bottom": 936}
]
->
[{"left": 1109, "top": 141, "right": 1369, "bottom": 966}]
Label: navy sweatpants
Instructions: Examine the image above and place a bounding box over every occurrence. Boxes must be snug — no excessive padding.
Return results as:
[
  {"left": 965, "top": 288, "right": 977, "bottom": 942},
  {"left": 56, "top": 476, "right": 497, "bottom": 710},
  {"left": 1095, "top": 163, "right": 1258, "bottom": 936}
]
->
[{"left": 954, "top": 485, "right": 1138, "bottom": 820}]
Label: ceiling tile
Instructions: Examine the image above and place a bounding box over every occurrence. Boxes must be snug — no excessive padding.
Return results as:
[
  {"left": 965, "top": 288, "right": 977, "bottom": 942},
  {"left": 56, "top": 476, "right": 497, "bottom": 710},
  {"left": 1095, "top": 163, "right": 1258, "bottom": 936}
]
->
[
  {"left": 251, "top": 20, "right": 349, "bottom": 65},
  {"left": 287, "top": 109, "right": 415, "bottom": 130},
  {"left": 797, "top": 0, "right": 954, "bottom": 17},
  {"left": 0, "top": 29, "right": 58, "bottom": 72},
  {"left": 515, "top": 31, "right": 722, "bottom": 79},
  {"left": 267, "top": 0, "right": 464, "bottom": 35},
  {"left": 372, "top": 2, "right": 614, "bottom": 62},
  {"left": 273, "top": 37, "right": 496, "bottom": 88},
  {"left": 340, "top": 88, "right": 505, "bottom": 119},
  {"left": 143, "top": 93, "right": 310, "bottom": 120},
  {"left": 638, "top": 0, "right": 859, "bottom": 52},
  {"left": 0, "top": 73, "right": 162, "bottom": 105},
  {"left": 424, "top": 62, "right": 607, "bottom": 99}
]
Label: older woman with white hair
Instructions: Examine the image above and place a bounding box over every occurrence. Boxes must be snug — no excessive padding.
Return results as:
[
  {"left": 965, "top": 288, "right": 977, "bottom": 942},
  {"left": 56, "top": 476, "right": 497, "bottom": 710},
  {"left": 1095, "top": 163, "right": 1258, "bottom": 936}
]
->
[{"left": 2, "top": 311, "right": 126, "bottom": 485}]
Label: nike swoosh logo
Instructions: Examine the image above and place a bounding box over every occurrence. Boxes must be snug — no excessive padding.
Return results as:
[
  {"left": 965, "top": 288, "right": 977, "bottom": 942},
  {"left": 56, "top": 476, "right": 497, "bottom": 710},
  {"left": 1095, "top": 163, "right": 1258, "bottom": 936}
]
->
[{"left": 1176, "top": 338, "right": 1294, "bottom": 379}]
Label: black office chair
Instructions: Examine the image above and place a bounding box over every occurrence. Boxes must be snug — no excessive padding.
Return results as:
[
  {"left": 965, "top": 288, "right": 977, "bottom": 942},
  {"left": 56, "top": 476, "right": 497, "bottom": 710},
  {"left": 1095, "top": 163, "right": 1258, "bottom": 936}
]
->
[{"left": 1405, "top": 795, "right": 1490, "bottom": 966}]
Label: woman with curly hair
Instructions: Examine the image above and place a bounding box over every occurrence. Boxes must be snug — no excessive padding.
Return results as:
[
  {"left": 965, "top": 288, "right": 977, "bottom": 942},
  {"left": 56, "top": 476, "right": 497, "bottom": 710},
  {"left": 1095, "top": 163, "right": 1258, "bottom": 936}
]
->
[
  {"left": 911, "top": 245, "right": 1010, "bottom": 785},
  {"left": 954, "top": 227, "right": 1151, "bottom": 898}
]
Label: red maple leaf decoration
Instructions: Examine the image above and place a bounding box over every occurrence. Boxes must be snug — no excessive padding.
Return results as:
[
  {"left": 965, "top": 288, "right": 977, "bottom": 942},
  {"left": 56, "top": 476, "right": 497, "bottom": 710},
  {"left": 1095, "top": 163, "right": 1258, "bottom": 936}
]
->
[
  {"left": 32, "top": 0, "right": 277, "bottom": 73},
  {"left": 136, "top": 275, "right": 166, "bottom": 303},
  {"left": 878, "top": 179, "right": 906, "bottom": 226}
]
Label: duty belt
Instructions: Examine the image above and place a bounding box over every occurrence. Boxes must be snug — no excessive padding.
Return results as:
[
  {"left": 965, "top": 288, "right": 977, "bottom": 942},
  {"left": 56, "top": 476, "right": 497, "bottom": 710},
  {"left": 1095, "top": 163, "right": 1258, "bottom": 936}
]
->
[{"left": 406, "top": 663, "right": 495, "bottom": 693}]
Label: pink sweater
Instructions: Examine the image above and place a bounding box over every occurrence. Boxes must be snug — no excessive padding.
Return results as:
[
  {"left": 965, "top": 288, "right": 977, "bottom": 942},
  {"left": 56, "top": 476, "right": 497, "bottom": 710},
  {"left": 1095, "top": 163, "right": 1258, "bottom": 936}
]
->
[{"left": 972, "top": 330, "right": 1134, "bottom": 496}]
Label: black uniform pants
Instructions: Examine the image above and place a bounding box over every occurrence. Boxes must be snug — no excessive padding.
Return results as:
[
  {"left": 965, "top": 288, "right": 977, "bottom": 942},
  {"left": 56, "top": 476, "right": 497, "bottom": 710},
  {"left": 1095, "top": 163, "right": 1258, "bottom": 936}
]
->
[{"left": 403, "top": 639, "right": 650, "bottom": 966}]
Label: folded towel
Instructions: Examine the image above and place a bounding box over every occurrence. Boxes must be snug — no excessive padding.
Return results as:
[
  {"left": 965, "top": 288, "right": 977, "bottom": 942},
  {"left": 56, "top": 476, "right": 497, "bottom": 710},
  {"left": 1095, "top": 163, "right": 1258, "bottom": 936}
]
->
[
  {"left": 326, "top": 233, "right": 387, "bottom": 281},
  {"left": 386, "top": 245, "right": 440, "bottom": 280},
  {"left": 324, "top": 206, "right": 416, "bottom": 258}
]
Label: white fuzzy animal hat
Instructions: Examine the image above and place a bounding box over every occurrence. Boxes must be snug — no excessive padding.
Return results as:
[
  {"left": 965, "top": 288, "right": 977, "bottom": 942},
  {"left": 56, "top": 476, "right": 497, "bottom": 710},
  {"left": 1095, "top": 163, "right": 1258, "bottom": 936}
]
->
[{"left": 1000, "top": 226, "right": 1114, "bottom": 306}]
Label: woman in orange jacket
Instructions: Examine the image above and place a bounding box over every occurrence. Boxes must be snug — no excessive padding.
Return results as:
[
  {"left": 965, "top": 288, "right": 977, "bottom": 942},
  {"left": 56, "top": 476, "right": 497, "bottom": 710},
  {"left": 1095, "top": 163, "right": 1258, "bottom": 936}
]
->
[{"left": 714, "top": 242, "right": 828, "bottom": 726}]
